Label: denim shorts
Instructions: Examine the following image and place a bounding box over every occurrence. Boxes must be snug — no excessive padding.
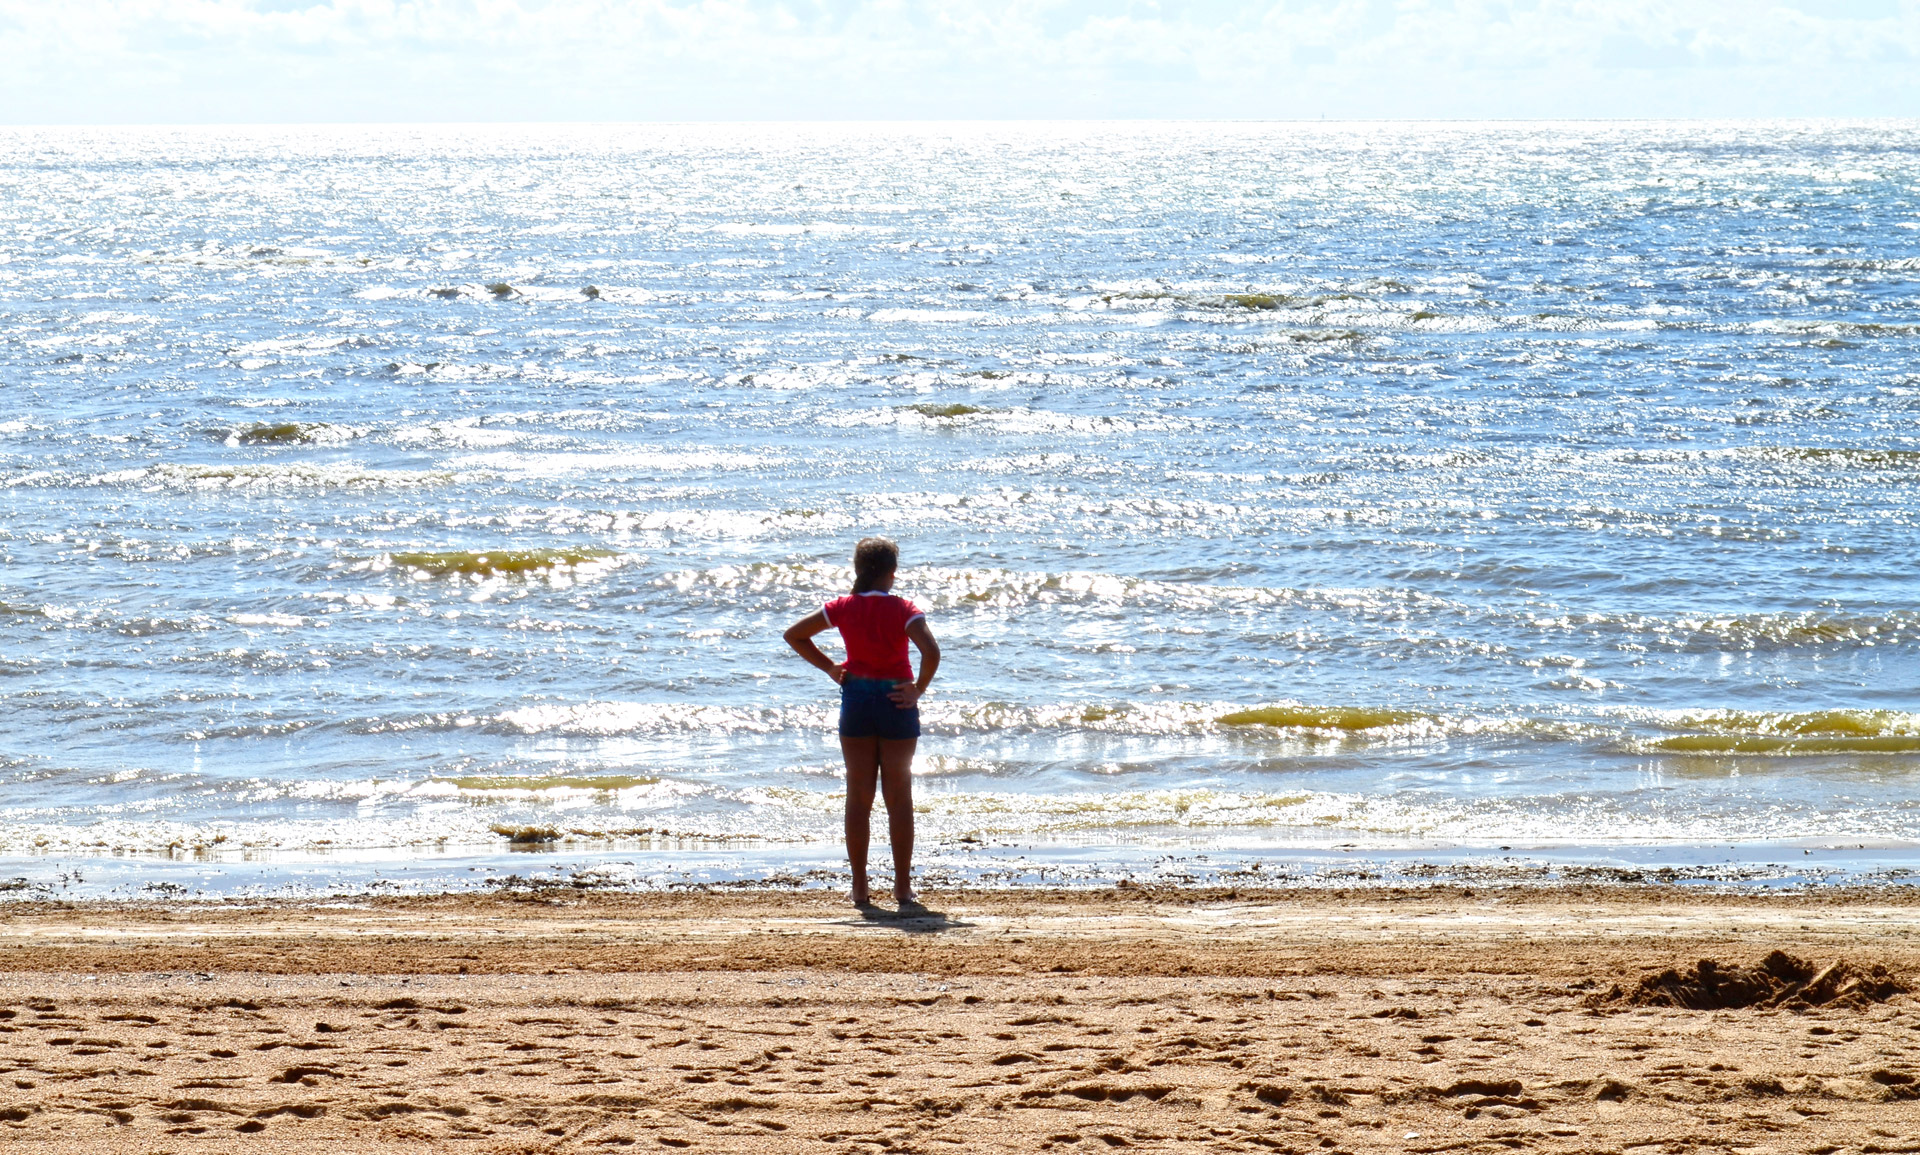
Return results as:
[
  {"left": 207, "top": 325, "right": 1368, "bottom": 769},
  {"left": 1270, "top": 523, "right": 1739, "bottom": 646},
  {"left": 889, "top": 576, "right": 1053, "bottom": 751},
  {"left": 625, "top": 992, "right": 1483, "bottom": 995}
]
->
[{"left": 839, "top": 677, "right": 921, "bottom": 740}]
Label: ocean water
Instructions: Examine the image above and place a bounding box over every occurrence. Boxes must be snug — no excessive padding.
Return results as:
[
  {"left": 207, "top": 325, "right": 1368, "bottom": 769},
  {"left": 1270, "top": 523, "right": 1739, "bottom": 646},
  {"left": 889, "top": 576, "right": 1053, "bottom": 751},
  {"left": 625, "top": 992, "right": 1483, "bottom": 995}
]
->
[{"left": 4, "top": 121, "right": 1919, "bottom": 897}]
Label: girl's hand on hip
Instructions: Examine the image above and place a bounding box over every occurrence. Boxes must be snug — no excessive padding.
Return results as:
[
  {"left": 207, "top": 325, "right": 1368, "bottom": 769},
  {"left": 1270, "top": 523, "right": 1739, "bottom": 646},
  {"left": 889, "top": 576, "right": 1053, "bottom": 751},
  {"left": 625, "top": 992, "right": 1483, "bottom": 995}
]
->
[
  {"left": 830, "top": 664, "right": 848, "bottom": 686},
  {"left": 889, "top": 681, "right": 921, "bottom": 708}
]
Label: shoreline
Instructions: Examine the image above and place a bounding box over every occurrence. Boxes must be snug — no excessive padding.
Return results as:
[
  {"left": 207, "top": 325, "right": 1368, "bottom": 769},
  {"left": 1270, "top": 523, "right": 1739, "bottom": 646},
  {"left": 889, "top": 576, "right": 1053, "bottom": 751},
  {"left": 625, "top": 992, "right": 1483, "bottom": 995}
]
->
[
  {"left": 6, "top": 840, "right": 1920, "bottom": 904},
  {"left": 5, "top": 885, "right": 1920, "bottom": 976}
]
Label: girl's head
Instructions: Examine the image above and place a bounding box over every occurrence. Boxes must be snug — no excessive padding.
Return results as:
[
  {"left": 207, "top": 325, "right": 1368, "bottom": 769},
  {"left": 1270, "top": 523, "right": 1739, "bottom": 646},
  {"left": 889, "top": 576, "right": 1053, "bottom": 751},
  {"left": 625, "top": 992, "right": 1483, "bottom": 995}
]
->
[{"left": 851, "top": 536, "right": 899, "bottom": 593}]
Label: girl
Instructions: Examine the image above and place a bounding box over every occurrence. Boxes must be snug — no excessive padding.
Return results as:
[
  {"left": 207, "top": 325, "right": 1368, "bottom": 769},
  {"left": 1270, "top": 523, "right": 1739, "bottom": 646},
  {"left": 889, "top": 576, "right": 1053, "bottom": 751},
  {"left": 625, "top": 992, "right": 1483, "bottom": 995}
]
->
[{"left": 783, "top": 537, "right": 940, "bottom": 908}]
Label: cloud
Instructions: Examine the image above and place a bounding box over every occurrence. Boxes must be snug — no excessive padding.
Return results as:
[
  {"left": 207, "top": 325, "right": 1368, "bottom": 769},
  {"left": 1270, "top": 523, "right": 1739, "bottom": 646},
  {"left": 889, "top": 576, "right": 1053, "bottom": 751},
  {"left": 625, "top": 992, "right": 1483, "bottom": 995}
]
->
[{"left": 1, "top": 0, "right": 1917, "bottom": 122}]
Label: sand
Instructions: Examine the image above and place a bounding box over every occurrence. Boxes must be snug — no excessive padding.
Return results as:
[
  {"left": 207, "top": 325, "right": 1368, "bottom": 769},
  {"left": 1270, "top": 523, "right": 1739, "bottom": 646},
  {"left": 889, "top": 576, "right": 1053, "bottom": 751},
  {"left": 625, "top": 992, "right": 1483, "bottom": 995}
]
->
[{"left": 2, "top": 885, "right": 1919, "bottom": 1152}]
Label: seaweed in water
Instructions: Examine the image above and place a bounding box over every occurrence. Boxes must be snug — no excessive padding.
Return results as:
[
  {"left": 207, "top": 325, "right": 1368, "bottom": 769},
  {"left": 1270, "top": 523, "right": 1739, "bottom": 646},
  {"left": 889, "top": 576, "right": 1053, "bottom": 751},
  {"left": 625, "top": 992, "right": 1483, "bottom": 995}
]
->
[
  {"left": 1223, "top": 293, "right": 1282, "bottom": 310},
  {"left": 900, "top": 403, "right": 990, "bottom": 419},
  {"left": 1216, "top": 705, "right": 1421, "bottom": 732},
  {"left": 238, "top": 423, "right": 309, "bottom": 444},
  {"left": 386, "top": 548, "right": 618, "bottom": 578},
  {"left": 234, "top": 422, "right": 352, "bottom": 444},
  {"left": 489, "top": 825, "right": 560, "bottom": 845},
  {"left": 1586, "top": 951, "right": 1908, "bottom": 1011}
]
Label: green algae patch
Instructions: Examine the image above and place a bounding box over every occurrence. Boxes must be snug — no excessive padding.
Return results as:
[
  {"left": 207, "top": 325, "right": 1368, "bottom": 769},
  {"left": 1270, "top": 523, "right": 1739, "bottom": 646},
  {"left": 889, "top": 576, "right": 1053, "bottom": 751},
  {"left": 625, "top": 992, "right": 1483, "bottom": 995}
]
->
[
  {"left": 1682, "top": 708, "right": 1917, "bottom": 737},
  {"left": 900, "top": 403, "right": 991, "bottom": 419},
  {"left": 1224, "top": 294, "right": 1283, "bottom": 311},
  {"left": 1649, "top": 734, "right": 1920, "bottom": 755},
  {"left": 1650, "top": 709, "right": 1920, "bottom": 755},
  {"left": 386, "top": 548, "right": 618, "bottom": 578},
  {"left": 1217, "top": 706, "right": 1421, "bottom": 731}
]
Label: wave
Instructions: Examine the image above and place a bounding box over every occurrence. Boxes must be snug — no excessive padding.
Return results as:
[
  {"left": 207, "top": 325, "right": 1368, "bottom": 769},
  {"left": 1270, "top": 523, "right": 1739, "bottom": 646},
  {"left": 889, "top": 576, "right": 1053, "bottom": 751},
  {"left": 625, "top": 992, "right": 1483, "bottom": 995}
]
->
[
  {"left": 430, "top": 774, "right": 661, "bottom": 793},
  {"left": 1736, "top": 447, "right": 1920, "bottom": 470},
  {"left": 710, "top": 222, "right": 889, "bottom": 236},
  {"left": 1760, "top": 320, "right": 1920, "bottom": 339},
  {"left": 658, "top": 562, "right": 1912, "bottom": 653},
  {"left": 83, "top": 463, "right": 456, "bottom": 490},
  {"left": 867, "top": 308, "right": 992, "bottom": 323},
  {"left": 11, "top": 776, "right": 1920, "bottom": 857},
  {"left": 840, "top": 405, "right": 1179, "bottom": 435},
  {"left": 1533, "top": 609, "right": 1920, "bottom": 652},
  {"left": 135, "top": 244, "right": 355, "bottom": 271},
  {"left": 1083, "top": 286, "right": 1402, "bottom": 316},
  {"left": 340, "top": 695, "right": 1920, "bottom": 763},
  {"left": 1635, "top": 709, "right": 1920, "bottom": 756},
  {"left": 656, "top": 560, "right": 1461, "bottom": 615},
  {"left": 447, "top": 449, "right": 777, "bottom": 476},
  {"left": 362, "top": 702, "right": 821, "bottom": 738},
  {"left": 390, "top": 420, "right": 538, "bottom": 449},
  {"left": 226, "top": 335, "right": 382, "bottom": 357},
  {"left": 896, "top": 403, "right": 995, "bottom": 419},
  {"left": 356, "top": 697, "right": 1577, "bottom": 744},
  {"left": 226, "top": 612, "right": 306, "bottom": 629},
  {"left": 1820, "top": 257, "right": 1920, "bottom": 272},
  {"left": 1074, "top": 282, "right": 1920, "bottom": 341},
  {"left": 1077, "top": 286, "right": 1679, "bottom": 336}
]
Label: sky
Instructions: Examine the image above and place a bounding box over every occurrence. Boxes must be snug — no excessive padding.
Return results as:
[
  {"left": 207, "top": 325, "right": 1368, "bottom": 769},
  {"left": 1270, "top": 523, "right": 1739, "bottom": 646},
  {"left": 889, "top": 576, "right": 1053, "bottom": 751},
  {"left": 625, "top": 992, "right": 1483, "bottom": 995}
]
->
[{"left": 2, "top": 0, "right": 1917, "bottom": 123}]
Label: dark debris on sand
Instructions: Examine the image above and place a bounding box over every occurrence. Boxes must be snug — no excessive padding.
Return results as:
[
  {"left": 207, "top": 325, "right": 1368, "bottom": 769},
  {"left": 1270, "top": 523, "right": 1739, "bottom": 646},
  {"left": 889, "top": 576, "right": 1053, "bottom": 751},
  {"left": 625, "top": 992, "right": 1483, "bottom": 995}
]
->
[{"left": 1586, "top": 950, "right": 1908, "bottom": 1011}]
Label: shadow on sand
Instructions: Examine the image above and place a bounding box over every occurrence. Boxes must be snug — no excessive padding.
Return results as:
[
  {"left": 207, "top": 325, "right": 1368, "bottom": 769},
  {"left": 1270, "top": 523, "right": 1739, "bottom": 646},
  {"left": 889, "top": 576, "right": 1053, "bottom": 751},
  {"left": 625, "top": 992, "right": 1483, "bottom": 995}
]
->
[{"left": 839, "top": 901, "right": 974, "bottom": 935}]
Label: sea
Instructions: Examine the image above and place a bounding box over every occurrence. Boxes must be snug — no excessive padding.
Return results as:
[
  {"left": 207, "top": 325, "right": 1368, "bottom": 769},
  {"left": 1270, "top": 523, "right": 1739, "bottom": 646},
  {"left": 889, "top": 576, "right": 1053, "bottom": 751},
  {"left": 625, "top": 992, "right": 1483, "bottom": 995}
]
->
[{"left": 4, "top": 121, "right": 1919, "bottom": 899}]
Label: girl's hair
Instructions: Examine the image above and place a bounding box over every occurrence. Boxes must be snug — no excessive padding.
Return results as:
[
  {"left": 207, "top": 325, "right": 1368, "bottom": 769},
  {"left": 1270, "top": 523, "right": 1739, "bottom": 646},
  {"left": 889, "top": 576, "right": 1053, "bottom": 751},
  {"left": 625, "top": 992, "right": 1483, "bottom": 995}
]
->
[{"left": 851, "top": 537, "right": 899, "bottom": 594}]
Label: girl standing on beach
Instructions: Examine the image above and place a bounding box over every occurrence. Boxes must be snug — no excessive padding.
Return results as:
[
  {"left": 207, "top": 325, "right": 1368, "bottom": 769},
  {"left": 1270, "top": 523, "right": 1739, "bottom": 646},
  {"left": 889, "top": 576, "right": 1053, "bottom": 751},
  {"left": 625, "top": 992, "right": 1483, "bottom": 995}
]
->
[{"left": 783, "top": 537, "right": 941, "bottom": 908}]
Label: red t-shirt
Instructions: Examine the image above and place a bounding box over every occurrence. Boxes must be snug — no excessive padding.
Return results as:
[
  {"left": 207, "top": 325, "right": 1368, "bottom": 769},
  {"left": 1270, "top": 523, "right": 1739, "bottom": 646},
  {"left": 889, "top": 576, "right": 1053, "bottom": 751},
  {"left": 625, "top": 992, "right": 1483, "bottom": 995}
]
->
[{"left": 822, "top": 592, "right": 924, "bottom": 682}]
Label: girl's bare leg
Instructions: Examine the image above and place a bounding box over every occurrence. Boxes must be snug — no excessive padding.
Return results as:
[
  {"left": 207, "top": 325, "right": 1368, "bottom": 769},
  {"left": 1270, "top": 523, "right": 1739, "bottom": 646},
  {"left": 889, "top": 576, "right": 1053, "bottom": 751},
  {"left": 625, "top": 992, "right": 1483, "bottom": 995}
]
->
[
  {"left": 840, "top": 736, "right": 881, "bottom": 905},
  {"left": 878, "top": 738, "right": 918, "bottom": 902}
]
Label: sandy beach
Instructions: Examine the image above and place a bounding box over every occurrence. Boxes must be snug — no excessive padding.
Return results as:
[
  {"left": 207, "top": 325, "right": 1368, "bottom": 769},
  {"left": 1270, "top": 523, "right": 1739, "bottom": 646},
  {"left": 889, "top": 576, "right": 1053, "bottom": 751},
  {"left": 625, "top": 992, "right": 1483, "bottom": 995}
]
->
[{"left": 0, "top": 886, "right": 1917, "bottom": 1152}]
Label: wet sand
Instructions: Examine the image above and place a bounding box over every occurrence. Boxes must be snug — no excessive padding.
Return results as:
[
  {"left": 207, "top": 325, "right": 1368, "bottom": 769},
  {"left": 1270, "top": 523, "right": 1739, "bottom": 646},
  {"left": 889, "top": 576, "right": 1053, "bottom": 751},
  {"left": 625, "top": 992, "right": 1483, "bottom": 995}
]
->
[{"left": 2, "top": 886, "right": 1919, "bottom": 1151}]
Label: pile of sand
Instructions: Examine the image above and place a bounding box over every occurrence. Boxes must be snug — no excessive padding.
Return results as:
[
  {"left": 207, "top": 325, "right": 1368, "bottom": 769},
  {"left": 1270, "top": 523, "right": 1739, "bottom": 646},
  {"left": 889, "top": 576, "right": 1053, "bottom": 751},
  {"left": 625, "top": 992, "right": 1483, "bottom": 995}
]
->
[{"left": 1587, "top": 950, "right": 1908, "bottom": 1010}]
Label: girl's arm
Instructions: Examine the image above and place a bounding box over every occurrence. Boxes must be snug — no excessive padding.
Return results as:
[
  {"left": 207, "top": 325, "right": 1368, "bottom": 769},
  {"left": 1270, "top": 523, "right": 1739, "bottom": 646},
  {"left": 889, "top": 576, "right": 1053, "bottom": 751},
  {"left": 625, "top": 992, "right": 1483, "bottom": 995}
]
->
[
  {"left": 891, "top": 618, "right": 941, "bottom": 707},
  {"left": 783, "top": 611, "right": 845, "bottom": 684}
]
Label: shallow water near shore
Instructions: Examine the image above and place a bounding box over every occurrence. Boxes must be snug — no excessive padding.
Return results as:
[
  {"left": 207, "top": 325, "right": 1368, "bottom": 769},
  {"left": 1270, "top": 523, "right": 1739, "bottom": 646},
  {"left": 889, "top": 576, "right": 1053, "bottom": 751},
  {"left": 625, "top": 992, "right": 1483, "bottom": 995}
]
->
[
  {"left": 2, "top": 841, "right": 1917, "bottom": 903},
  {"left": 4, "top": 121, "right": 1919, "bottom": 894}
]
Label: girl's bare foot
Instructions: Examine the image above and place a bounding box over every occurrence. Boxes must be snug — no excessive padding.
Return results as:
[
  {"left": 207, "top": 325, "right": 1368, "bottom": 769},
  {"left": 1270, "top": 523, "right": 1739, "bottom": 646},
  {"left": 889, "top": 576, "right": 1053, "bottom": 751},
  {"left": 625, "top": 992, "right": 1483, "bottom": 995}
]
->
[
  {"left": 894, "top": 888, "right": 920, "bottom": 907},
  {"left": 851, "top": 887, "right": 872, "bottom": 907}
]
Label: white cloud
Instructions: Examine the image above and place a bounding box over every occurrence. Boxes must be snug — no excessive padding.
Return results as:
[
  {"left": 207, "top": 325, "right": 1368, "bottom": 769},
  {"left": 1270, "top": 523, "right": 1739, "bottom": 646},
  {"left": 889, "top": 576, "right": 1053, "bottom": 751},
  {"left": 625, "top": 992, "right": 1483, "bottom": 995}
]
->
[{"left": 2, "top": 0, "right": 1917, "bottom": 121}]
